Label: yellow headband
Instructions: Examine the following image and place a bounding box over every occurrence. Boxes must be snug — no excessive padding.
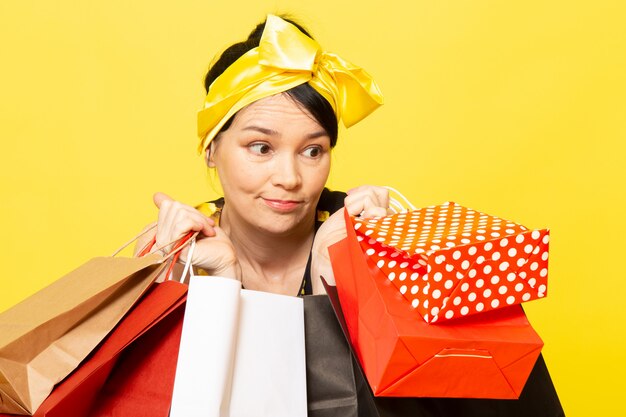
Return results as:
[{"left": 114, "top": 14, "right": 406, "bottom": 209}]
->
[{"left": 197, "top": 14, "right": 384, "bottom": 153}]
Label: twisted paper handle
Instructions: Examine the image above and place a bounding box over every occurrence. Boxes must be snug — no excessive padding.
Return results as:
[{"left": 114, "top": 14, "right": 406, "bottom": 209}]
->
[
  {"left": 110, "top": 223, "right": 157, "bottom": 257},
  {"left": 137, "top": 232, "right": 198, "bottom": 280}
]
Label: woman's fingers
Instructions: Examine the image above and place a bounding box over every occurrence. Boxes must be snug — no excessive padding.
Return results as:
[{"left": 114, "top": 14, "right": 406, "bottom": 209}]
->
[
  {"left": 186, "top": 226, "right": 241, "bottom": 280},
  {"left": 148, "top": 193, "right": 239, "bottom": 281},
  {"left": 344, "top": 185, "right": 390, "bottom": 218},
  {"left": 362, "top": 199, "right": 388, "bottom": 218},
  {"left": 153, "top": 192, "right": 215, "bottom": 251},
  {"left": 153, "top": 191, "right": 173, "bottom": 209}
]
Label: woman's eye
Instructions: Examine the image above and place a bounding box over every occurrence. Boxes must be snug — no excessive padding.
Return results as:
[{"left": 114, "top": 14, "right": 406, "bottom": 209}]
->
[
  {"left": 248, "top": 143, "right": 271, "bottom": 155},
  {"left": 303, "top": 146, "right": 323, "bottom": 158}
]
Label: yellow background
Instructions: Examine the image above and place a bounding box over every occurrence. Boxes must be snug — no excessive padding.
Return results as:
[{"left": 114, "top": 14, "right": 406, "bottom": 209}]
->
[{"left": 1, "top": 1, "right": 624, "bottom": 415}]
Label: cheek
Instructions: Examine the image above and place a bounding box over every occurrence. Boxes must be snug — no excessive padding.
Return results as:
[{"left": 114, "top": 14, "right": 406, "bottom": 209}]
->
[
  {"left": 217, "top": 159, "right": 268, "bottom": 194},
  {"left": 306, "top": 159, "right": 331, "bottom": 192}
]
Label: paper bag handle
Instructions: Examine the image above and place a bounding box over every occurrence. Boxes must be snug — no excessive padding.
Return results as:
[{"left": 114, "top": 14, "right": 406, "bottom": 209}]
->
[
  {"left": 110, "top": 224, "right": 196, "bottom": 261},
  {"left": 110, "top": 223, "right": 158, "bottom": 257},
  {"left": 177, "top": 238, "right": 197, "bottom": 283},
  {"left": 385, "top": 186, "right": 417, "bottom": 213},
  {"left": 111, "top": 224, "right": 198, "bottom": 280},
  {"left": 150, "top": 232, "right": 198, "bottom": 280}
]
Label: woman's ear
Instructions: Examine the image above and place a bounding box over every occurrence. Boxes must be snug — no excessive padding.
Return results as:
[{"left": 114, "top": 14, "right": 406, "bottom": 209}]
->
[{"left": 206, "top": 141, "right": 216, "bottom": 167}]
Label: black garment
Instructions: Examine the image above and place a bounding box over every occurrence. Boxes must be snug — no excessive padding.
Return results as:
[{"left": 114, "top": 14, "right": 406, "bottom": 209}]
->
[
  {"left": 302, "top": 188, "right": 347, "bottom": 295},
  {"left": 209, "top": 188, "right": 347, "bottom": 296}
]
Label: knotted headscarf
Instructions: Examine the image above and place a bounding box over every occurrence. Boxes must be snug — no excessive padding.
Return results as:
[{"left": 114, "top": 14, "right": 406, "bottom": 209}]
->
[{"left": 197, "top": 14, "right": 384, "bottom": 153}]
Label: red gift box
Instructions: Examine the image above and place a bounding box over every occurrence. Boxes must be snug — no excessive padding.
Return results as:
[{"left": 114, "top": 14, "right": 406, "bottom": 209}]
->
[{"left": 351, "top": 202, "right": 550, "bottom": 322}]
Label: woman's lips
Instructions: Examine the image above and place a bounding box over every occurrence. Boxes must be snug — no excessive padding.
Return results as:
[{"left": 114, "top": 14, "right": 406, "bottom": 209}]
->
[{"left": 262, "top": 198, "right": 302, "bottom": 212}]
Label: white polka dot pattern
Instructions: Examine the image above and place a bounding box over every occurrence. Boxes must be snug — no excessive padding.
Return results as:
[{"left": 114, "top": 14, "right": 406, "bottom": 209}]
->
[{"left": 352, "top": 202, "right": 550, "bottom": 323}]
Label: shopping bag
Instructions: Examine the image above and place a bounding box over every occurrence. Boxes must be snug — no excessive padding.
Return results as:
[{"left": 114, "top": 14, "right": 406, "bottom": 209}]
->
[
  {"left": 88, "top": 281, "right": 186, "bottom": 417},
  {"left": 304, "top": 294, "right": 359, "bottom": 417},
  {"left": 329, "top": 231, "right": 544, "bottom": 399},
  {"left": 16, "top": 233, "right": 196, "bottom": 417},
  {"left": 0, "top": 280, "right": 187, "bottom": 417},
  {"left": 170, "top": 275, "right": 307, "bottom": 417},
  {"left": 311, "top": 283, "right": 564, "bottom": 416},
  {"left": 351, "top": 202, "right": 549, "bottom": 322},
  {"left": 0, "top": 252, "right": 166, "bottom": 415}
]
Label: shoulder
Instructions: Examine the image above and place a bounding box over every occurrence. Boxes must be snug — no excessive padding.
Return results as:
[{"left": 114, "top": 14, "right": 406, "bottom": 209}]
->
[
  {"left": 195, "top": 198, "right": 224, "bottom": 223},
  {"left": 316, "top": 188, "right": 346, "bottom": 221}
]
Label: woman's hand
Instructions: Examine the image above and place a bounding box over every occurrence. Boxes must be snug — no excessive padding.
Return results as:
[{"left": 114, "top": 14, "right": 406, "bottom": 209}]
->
[
  {"left": 310, "top": 186, "right": 390, "bottom": 294},
  {"left": 148, "top": 192, "right": 241, "bottom": 280},
  {"left": 343, "top": 185, "right": 390, "bottom": 218}
]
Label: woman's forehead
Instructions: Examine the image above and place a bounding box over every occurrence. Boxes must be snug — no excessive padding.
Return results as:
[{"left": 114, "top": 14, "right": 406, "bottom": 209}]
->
[{"left": 232, "top": 94, "right": 321, "bottom": 129}]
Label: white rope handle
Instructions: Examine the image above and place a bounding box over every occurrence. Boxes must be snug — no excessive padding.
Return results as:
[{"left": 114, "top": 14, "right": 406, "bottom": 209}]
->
[
  {"left": 385, "top": 186, "right": 417, "bottom": 213},
  {"left": 176, "top": 238, "right": 197, "bottom": 283},
  {"left": 388, "top": 197, "right": 405, "bottom": 214}
]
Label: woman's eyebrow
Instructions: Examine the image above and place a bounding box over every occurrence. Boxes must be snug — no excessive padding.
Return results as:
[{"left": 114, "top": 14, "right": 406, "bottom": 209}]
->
[
  {"left": 305, "top": 130, "right": 329, "bottom": 139},
  {"left": 242, "top": 125, "right": 277, "bottom": 135},
  {"left": 242, "top": 125, "right": 328, "bottom": 140}
]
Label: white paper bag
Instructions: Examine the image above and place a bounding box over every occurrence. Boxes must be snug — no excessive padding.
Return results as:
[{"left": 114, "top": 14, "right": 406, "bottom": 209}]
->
[{"left": 170, "top": 275, "right": 307, "bottom": 417}]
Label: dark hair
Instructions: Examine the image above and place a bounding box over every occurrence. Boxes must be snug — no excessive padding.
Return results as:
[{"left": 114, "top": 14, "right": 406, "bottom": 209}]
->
[{"left": 203, "top": 16, "right": 338, "bottom": 147}]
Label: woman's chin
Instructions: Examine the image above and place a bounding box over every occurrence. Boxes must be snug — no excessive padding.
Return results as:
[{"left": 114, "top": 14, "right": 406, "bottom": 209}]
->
[{"left": 253, "top": 214, "right": 313, "bottom": 238}]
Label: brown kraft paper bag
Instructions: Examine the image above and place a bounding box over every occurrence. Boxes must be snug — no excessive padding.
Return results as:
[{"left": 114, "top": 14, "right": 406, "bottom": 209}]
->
[{"left": 0, "top": 253, "right": 166, "bottom": 415}]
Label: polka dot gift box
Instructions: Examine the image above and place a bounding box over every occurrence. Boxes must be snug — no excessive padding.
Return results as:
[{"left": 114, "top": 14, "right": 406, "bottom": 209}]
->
[{"left": 352, "top": 202, "right": 550, "bottom": 323}]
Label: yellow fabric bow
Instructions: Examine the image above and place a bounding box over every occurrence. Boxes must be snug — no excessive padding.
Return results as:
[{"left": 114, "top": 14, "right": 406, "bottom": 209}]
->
[{"left": 197, "top": 14, "right": 384, "bottom": 153}]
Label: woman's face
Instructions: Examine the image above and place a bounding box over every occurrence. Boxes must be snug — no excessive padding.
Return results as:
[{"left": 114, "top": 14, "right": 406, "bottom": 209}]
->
[{"left": 208, "top": 93, "right": 332, "bottom": 237}]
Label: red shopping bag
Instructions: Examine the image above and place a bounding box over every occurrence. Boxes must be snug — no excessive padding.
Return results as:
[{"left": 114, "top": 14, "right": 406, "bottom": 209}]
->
[
  {"left": 0, "top": 281, "right": 187, "bottom": 417},
  {"left": 89, "top": 286, "right": 185, "bottom": 417},
  {"left": 351, "top": 202, "right": 549, "bottom": 322},
  {"left": 329, "top": 211, "right": 544, "bottom": 399}
]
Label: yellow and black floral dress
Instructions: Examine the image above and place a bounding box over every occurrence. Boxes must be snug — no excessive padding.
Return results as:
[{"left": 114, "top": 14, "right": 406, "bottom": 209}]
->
[{"left": 195, "top": 188, "right": 346, "bottom": 296}]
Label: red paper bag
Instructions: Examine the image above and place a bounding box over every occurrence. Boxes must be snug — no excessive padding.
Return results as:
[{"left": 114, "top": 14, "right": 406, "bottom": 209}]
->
[
  {"left": 89, "top": 287, "right": 185, "bottom": 417},
  {"left": 329, "top": 212, "right": 544, "bottom": 399},
  {"left": 351, "top": 202, "right": 550, "bottom": 322},
  {"left": 0, "top": 281, "right": 187, "bottom": 417}
]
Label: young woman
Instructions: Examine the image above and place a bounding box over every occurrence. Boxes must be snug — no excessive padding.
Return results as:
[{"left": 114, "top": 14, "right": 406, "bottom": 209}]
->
[
  {"left": 140, "top": 15, "right": 386, "bottom": 295},
  {"left": 140, "top": 15, "right": 564, "bottom": 416}
]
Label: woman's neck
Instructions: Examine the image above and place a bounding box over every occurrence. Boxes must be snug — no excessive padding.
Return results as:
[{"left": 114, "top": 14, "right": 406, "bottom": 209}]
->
[{"left": 219, "top": 203, "right": 315, "bottom": 294}]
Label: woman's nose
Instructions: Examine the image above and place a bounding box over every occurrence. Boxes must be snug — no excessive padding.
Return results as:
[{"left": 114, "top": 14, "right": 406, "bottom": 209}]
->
[{"left": 270, "top": 154, "right": 301, "bottom": 190}]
